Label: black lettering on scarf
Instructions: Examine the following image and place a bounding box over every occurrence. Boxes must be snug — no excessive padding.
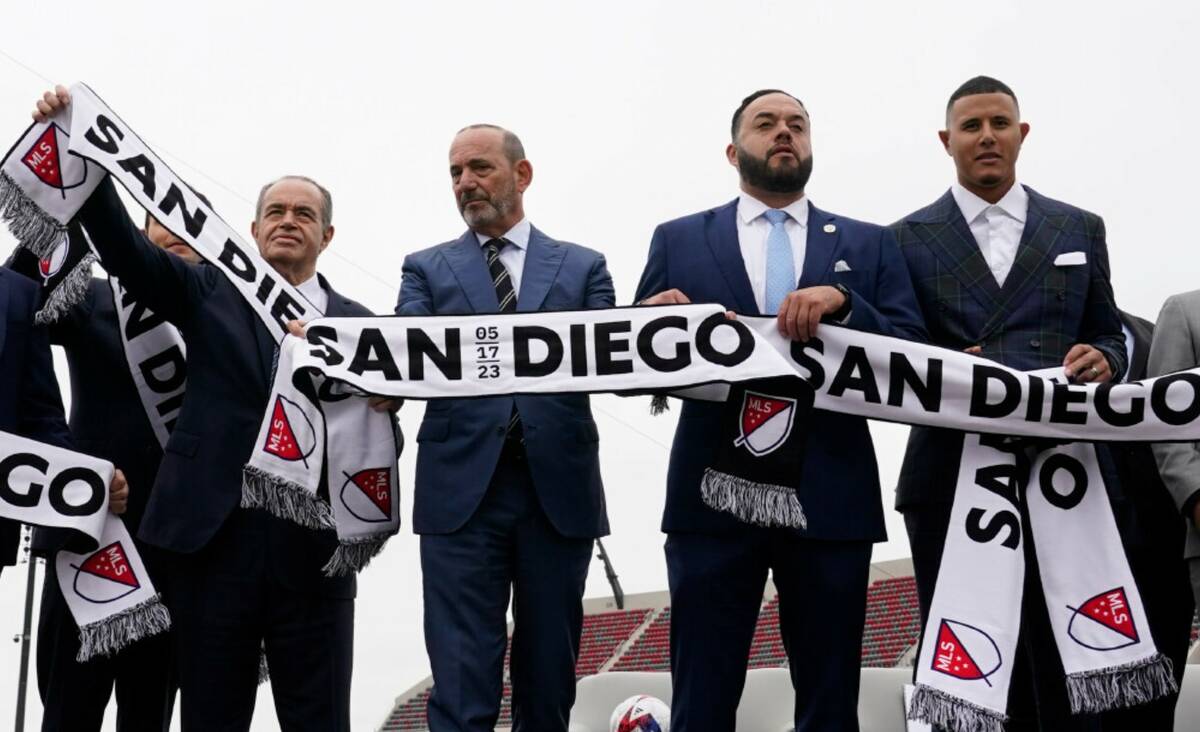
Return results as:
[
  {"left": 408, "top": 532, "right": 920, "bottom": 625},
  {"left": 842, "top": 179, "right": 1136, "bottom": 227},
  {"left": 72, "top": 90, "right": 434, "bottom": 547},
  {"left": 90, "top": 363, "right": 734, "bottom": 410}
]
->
[
  {"left": 409, "top": 329, "right": 462, "bottom": 381},
  {"left": 1150, "top": 373, "right": 1200, "bottom": 426},
  {"left": 887, "top": 355, "right": 943, "bottom": 412},
  {"left": 595, "top": 321, "right": 633, "bottom": 375},
  {"left": 790, "top": 337, "right": 825, "bottom": 388},
  {"left": 349, "top": 329, "right": 401, "bottom": 380},
  {"left": 827, "top": 346, "right": 882, "bottom": 404},
  {"left": 1049, "top": 383, "right": 1089, "bottom": 425},
  {"left": 306, "top": 325, "right": 344, "bottom": 367},
  {"left": 636, "top": 316, "right": 690, "bottom": 372},
  {"left": 84, "top": 115, "right": 124, "bottom": 154},
  {"left": 695, "top": 314, "right": 753, "bottom": 367},
  {"left": 117, "top": 154, "right": 156, "bottom": 198},
  {"left": 969, "top": 365, "right": 1022, "bottom": 418}
]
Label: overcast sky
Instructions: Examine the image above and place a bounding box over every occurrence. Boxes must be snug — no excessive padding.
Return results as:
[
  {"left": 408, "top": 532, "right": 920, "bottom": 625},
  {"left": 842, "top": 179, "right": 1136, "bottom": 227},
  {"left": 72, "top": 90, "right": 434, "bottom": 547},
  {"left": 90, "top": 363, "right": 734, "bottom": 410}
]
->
[{"left": 1, "top": 1, "right": 1198, "bottom": 729}]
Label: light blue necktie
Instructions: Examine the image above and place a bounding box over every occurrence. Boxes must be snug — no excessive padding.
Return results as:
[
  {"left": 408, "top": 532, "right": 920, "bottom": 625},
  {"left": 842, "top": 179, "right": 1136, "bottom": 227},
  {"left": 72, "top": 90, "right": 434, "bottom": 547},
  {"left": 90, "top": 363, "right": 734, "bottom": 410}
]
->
[{"left": 763, "top": 209, "right": 795, "bottom": 314}]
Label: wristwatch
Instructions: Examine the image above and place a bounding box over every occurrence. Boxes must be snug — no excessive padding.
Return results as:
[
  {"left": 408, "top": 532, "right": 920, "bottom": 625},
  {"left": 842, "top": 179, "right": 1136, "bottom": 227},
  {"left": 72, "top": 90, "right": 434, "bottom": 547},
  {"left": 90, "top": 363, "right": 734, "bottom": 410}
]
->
[{"left": 830, "top": 283, "right": 852, "bottom": 322}]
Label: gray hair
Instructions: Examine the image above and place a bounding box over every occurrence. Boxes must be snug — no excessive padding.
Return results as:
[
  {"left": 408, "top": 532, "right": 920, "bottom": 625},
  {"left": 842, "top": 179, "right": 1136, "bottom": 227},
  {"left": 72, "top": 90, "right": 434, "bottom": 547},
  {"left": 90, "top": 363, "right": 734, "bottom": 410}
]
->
[
  {"left": 456, "top": 124, "right": 526, "bottom": 164},
  {"left": 255, "top": 175, "right": 333, "bottom": 229}
]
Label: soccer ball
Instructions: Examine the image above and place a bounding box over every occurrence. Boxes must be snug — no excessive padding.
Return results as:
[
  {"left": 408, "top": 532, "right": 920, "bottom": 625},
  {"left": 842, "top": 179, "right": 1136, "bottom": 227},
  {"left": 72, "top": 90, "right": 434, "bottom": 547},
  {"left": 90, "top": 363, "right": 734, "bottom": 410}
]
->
[{"left": 610, "top": 694, "right": 670, "bottom": 732}]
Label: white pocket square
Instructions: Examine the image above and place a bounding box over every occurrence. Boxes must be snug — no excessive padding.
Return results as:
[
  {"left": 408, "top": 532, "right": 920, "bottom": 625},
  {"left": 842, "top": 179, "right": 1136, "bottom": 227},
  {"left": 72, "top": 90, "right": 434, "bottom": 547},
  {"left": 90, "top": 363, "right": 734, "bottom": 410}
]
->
[
  {"left": 833, "top": 260, "right": 852, "bottom": 272},
  {"left": 1054, "top": 251, "right": 1087, "bottom": 266}
]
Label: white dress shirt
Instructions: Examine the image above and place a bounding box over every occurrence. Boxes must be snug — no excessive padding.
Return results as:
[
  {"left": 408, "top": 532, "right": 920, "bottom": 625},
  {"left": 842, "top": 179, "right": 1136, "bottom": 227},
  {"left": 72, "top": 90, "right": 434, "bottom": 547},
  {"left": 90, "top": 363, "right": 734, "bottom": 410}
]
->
[
  {"left": 950, "top": 182, "right": 1028, "bottom": 287},
  {"left": 475, "top": 218, "right": 531, "bottom": 295},
  {"left": 296, "top": 272, "right": 329, "bottom": 313},
  {"left": 736, "top": 194, "right": 809, "bottom": 313}
]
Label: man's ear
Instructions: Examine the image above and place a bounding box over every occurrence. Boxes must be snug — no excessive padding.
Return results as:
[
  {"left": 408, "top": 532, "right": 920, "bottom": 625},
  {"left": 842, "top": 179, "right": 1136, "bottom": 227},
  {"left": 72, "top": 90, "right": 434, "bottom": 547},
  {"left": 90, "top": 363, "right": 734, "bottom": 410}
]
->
[
  {"left": 1019, "top": 122, "right": 1030, "bottom": 142},
  {"left": 726, "top": 143, "right": 739, "bottom": 168},
  {"left": 938, "top": 130, "right": 951, "bottom": 154},
  {"left": 320, "top": 225, "right": 335, "bottom": 253},
  {"left": 251, "top": 220, "right": 260, "bottom": 240},
  {"left": 515, "top": 160, "right": 533, "bottom": 193}
]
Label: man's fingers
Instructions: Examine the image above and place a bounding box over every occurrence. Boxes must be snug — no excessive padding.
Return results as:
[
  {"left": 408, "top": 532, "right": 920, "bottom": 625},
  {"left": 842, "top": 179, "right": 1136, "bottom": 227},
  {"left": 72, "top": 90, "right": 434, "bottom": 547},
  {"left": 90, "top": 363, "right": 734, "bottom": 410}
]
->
[
  {"left": 55, "top": 85, "right": 70, "bottom": 104},
  {"left": 963, "top": 346, "right": 983, "bottom": 355},
  {"left": 368, "top": 397, "right": 402, "bottom": 413},
  {"left": 640, "top": 289, "right": 691, "bottom": 306},
  {"left": 286, "top": 319, "right": 308, "bottom": 338},
  {"left": 806, "top": 305, "right": 822, "bottom": 342}
]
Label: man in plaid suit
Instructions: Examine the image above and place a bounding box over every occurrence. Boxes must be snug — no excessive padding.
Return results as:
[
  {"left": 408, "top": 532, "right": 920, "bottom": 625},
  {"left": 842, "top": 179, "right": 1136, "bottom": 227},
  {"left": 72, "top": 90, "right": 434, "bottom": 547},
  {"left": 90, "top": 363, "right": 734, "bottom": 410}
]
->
[{"left": 892, "top": 76, "right": 1126, "bottom": 730}]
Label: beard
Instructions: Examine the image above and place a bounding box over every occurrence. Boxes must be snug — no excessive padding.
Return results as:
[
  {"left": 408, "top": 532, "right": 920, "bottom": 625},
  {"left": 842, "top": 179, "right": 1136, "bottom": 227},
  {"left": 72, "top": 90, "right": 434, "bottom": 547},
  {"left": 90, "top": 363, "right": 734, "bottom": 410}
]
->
[
  {"left": 736, "top": 145, "right": 813, "bottom": 194},
  {"left": 459, "top": 175, "right": 518, "bottom": 229}
]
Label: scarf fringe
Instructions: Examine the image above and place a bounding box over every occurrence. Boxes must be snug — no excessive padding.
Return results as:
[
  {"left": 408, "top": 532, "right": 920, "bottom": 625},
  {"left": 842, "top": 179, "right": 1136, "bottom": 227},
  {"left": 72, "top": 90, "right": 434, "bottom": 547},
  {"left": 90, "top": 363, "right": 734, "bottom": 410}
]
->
[
  {"left": 257, "top": 645, "right": 270, "bottom": 686},
  {"left": 650, "top": 394, "right": 670, "bottom": 415},
  {"left": 701, "top": 468, "right": 807, "bottom": 529},
  {"left": 240, "top": 465, "right": 335, "bottom": 531},
  {"left": 322, "top": 535, "right": 391, "bottom": 577},
  {"left": 0, "top": 170, "right": 66, "bottom": 256},
  {"left": 908, "top": 683, "right": 1007, "bottom": 732},
  {"left": 34, "top": 253, "right": 96, "bottom": 325},
  {"left": 75, "top": 593, "right": 172, "bottom": 662},
  {"left": 1065, "top": 652, "right": 1177, "bottom": 714}
]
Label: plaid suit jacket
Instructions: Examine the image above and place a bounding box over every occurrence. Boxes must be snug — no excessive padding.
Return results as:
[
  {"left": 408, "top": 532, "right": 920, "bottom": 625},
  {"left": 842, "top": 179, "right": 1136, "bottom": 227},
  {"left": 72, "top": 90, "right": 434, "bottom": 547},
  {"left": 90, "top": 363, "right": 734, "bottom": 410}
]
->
[{"left": 892, "top": 186, "right": 1127, "bottom": 507}]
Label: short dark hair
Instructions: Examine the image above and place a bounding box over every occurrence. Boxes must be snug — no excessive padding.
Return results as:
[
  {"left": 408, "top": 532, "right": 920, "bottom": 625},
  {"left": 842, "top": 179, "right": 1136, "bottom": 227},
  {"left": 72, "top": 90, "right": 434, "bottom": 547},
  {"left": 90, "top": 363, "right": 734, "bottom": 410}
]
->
[
  {"left": 145, "top": 188, "right": 211, "bottom": 229},
  {"left": 457, "top": 124, "right": 526, "bottom": 164},
  {"left": 731, "top": 89, "right": 805, "bottom": 141},
  {"left": 946, "top": 76, "right": 1019, "bottom": 118},
  {"left": 255, "top": 175, "right": 333, "bottom": 229}
]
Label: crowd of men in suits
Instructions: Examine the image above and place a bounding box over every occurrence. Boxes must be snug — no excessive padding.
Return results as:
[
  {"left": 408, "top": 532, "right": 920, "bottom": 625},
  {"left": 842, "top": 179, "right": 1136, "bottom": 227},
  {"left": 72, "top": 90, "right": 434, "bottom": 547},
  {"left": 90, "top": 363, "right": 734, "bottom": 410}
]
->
[{"left": 1, "top": 75, "right": 1197, "bottom": 732}]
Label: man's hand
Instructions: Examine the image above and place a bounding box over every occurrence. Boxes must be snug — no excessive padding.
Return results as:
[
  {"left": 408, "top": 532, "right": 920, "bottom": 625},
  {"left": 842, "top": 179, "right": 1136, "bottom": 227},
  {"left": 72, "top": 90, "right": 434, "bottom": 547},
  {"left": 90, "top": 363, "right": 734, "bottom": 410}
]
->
[
  {"left": 964, "top": 346, "right": 983, "bottom": 355},
  {"left": 639, "top": 289, "right": 691, "bottom": 306},
  {"left": 33, "top": 85, "right": 70, "bottom": 122},
  {"left": 1063, "top": 344, "right": 1112, "bottom": 383},
  {"left": 368, "top": 396, "right": 403, "bottom": 413},
  {"left": 287, "top": 319, "right": 307, "bottom": 338},
  {"left": 777, "top": 285, "right": 846, "bottom": 341},
  {"left": 108, "top": 469, "right": 128, "bottom": 516}
]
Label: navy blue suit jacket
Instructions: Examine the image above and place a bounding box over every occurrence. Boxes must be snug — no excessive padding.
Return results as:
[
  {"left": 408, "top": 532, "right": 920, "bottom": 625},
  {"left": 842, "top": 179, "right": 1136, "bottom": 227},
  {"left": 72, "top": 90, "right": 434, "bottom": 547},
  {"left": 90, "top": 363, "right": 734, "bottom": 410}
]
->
[
  {"left": 891, "top": 187, "right": 1127, "bottom": 507},
  {"left": 0, "top": 269, "right": 72, "bottom": 565},
  {"left": 396, "top": 227, "right": 614, "bottom": 538},
  {"left": 634, "top": 200, "right": 927, "bottom": 540},
  {"left": 78, "top": 181, "right": 370, "bottom": 597}
]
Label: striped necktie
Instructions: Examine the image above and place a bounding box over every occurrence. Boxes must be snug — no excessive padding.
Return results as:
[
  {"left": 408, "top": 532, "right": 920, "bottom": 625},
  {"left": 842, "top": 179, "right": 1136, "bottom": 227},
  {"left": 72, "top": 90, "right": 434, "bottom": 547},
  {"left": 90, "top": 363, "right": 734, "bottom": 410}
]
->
[
  {"left": 483, "top": 238, "right": 517, "bottom": 313},
  {"left": 483, "top": 237, "right": 523, "bottom": 440}
]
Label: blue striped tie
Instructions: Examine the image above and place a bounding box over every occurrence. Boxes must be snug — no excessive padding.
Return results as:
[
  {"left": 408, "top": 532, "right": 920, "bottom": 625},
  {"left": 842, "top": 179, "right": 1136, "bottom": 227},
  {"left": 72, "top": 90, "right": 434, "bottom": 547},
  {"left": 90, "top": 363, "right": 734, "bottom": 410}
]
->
[{"left": 763, "top": 209, "right": 795, "bottom": 314}]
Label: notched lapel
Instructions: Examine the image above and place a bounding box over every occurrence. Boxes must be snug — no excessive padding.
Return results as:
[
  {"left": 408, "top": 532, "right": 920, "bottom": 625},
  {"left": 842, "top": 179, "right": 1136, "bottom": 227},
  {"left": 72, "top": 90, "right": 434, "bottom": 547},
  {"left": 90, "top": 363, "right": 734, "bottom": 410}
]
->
[
  {"left": 705, "top": 203, "right": 757, "bottom": 314},
  {"left": 517, "top": 228, "right": 567, "bottom": 312},
  {"left": 798, "top": 205, "right": 839, "bottom": 288},
  {"left": 441, "top": 232, "right": 499, "bottom": 313}
]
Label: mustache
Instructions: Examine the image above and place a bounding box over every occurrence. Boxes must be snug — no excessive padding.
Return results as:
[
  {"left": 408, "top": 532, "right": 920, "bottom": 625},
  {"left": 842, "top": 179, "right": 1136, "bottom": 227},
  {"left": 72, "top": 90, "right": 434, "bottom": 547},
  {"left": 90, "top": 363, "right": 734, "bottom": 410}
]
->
[{"left": 458, "top": 191, "right": 493, "bottom": 207}]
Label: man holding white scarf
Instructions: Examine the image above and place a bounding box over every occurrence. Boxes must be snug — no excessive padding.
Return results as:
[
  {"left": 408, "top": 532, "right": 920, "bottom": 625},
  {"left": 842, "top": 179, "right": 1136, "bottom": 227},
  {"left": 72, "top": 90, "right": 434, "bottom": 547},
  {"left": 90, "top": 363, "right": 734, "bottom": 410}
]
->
[
  {"left": 35, "top": 82, "right": 373, "bottom": 732},
  {"left": 892, "top": 76, "right": 1127, "bottom": 730},
  {"left": 6, "top": 212, "right": 203, "bottom": 731}
]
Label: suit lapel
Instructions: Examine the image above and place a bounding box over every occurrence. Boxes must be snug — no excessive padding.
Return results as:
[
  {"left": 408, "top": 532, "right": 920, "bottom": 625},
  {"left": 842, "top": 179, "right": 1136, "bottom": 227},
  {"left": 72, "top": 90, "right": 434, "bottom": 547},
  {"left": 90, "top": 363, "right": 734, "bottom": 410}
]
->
[
  {"left": 705, "top": 201, "right": 757, "bottom": 314},
  {"left": 441, "top": 231, "right": 499, "bottom": 313},
  {"left": 516, "top": 227, "right": 566, "bottom": 312},
  {"left": 797, "top": 204, "right": 839, "bottom": 288},
  {"left": 981, "top": 190, "right": 1069, "bottom": 337},
  {"left": 912, "top": 190, "right": 1001, "bottom": 313}
]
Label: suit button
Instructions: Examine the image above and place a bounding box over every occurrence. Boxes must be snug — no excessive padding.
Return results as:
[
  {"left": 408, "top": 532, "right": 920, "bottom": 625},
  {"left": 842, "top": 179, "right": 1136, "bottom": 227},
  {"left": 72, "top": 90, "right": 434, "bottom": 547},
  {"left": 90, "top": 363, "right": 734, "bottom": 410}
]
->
[
  {"left": 1030, "top": 339, "right": 1041, "bottom": 349},
  {"left": 496, "top": 426, "right": 505, "bottom": 436}
]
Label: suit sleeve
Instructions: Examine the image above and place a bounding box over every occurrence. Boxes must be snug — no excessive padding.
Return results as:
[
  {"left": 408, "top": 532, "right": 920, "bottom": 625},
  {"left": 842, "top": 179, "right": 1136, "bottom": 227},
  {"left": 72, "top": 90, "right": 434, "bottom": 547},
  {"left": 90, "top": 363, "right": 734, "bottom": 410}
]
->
[
  {"left": 583, "top": 252, "right": 616, "bottom": 308},
  {"left": 18, "top": 301, "right": 72, "bottom": 451},
  {"left": 1080, "top": 217, "right": 1128, "bottom": 381},
  {"left": 1148, "top": 294, "right": 1200, "bottom": 515},
  {"left": 77, "top": 178, "right": 208, "bottom": 327},
  {"left": 632, "top": 225, "right": 669, "bottom": 305},
  {"left": 395, "top": 255, "right": 433, "bottom": 316},
  {"left": 840, "top": 227, "right": 928, "bottom": 343}
]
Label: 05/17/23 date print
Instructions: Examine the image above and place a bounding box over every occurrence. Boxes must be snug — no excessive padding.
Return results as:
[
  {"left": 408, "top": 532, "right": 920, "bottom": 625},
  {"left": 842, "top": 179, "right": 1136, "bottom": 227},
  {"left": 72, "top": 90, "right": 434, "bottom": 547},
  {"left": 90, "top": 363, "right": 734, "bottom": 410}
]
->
[{"left": 474, "top": 326, "right": 502, "bottom": 379}]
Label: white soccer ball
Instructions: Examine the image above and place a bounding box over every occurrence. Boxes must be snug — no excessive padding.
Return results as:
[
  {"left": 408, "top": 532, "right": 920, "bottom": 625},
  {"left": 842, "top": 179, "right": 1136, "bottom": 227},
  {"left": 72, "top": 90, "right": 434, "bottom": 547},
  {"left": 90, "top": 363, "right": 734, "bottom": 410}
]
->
[{"left": 610, "top": 694, "right": 670, "bottom": 732}]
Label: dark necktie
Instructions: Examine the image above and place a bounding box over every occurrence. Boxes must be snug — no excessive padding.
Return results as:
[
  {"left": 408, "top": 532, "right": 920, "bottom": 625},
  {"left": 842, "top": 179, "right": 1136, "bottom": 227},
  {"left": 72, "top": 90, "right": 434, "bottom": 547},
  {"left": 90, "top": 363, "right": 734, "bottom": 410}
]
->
[
  {"left": 484, "top": 238, "right": 517, "bottom": 313},
  {"left": 483, "top": 237, "right": 523, "bottom": 441}
]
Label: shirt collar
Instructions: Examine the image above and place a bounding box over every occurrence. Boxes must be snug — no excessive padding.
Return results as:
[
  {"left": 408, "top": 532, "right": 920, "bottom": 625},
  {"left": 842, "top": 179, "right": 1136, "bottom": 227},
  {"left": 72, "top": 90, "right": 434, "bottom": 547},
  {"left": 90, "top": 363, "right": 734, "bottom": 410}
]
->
[
  {"left": 951, "top": 181, "right": 1028, "bottom": 224},
  {"left": 737, "top": 193, "right": 809, "bottom": 228},
  {"left": 475, "top": 218, "right": 531, "bottom": 250},
  {"left": 296, "top": 273, "right": 324, "bottom": 304}
]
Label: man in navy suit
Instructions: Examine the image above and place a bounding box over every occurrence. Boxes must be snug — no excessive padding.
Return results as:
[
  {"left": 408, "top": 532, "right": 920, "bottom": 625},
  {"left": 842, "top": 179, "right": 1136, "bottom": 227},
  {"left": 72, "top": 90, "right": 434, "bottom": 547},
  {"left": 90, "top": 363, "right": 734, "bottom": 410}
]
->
[
  {"left": 396, "top": 124, "right": 614, "bottom": 732},
  {"left": 634, "top": 90, "right": 927, "bottom": 732},
  {"left": 891, "top": 76, "right": 1126, "bottom": 731},
  {"left": 9, "top": 212, "right": 203, "bottom": 731}
]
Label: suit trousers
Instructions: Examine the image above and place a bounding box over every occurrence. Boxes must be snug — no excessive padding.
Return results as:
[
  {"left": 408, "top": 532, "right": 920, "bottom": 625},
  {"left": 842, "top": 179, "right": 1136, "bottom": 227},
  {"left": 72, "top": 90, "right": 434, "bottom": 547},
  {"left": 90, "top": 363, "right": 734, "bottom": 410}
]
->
[
  {"left": 665, "top": 530, "right": 872, "bottom": 732},
  {"left": 37, "top": 554, "right": 176, "bottom": 732},
  {"left": 904, "top": 503, "right": 1102, "bottom": 732},
  {"left": 421, "top": 440, "right": 593, "bottom": 732},
  {"left": 165, "top": 509, "right": 354, "bottom": 732}
]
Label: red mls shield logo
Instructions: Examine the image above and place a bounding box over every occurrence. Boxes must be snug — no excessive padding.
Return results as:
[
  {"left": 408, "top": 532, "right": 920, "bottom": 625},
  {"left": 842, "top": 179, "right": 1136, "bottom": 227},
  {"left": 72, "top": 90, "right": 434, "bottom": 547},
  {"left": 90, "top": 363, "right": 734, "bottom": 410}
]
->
[
  {"left": 339, "top": 468, "right": 393, "bottom": 523},
  {"left": 22, "top": 124, "right": 88, "bottom": 196},
  {"left": 262, "top": 395, "right": 317, "bottom": 466},
  {"left": 71, "top": 542, "right": 140, "bottom": 604},
  {"left": 733, "top": 390, "right": 797, "bottom": 456},
  {"left": 38, "top": 236, "right": 70, "bottom": 282},
  {"left": 931, "top": 618, "right": 1003, "bottom": 685},
  {"left": 1067, "top": 586, "right": 1140, "bottom": 651}
]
